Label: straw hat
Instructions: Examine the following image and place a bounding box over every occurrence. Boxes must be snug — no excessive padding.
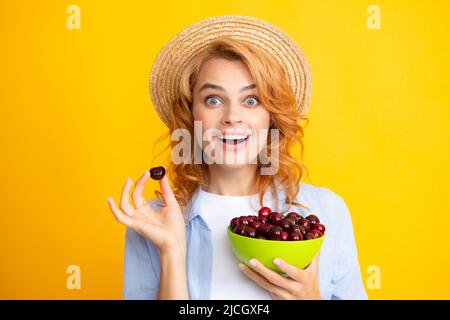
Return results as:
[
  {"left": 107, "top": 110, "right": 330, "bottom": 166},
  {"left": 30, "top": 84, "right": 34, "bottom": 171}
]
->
[{"left": 149, "top": 14, "right": 312, "bottom": 127}]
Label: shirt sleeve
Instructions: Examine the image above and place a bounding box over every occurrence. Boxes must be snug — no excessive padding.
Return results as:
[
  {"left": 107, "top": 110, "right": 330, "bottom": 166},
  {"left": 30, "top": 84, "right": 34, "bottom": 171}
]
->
[
  {"left": 122, "top": 201, "right": 162, "bottom": 300},
  {"left": 326, "top": 190, "right": 368, "bottom": 300}
]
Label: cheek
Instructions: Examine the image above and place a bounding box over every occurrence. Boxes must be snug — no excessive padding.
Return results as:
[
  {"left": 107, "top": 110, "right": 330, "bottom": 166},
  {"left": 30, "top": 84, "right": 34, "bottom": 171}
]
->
[
  {"left": 249, "top": 109, "right": 271, "bottom": 151},
  {"left": 192, "top": 104, "right": 218, "bottom": 148},
  {"left": 248, "top": 108, "right": 271, "bottom": 129},
  {"left": 192, "top": 103, "right": 216, "bottom": 126}
]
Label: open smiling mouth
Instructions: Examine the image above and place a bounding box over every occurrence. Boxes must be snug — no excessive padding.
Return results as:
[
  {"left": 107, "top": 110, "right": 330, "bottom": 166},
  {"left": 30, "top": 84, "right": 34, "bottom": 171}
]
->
[{"left": 218, "top": 135, "right": 250, "bottom": 145}]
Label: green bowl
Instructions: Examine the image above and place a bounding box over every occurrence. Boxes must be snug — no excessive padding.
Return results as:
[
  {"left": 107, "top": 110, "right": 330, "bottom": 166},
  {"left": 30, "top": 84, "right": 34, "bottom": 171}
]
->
[{"left": 227, "top": 226, "right": 324, "bottom": 273}]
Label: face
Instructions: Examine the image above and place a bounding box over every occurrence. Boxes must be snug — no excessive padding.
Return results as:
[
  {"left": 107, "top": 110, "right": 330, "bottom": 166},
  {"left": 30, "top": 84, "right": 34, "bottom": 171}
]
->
[{"left": 192, "top": 58, "right": 271, "bottom": 168}]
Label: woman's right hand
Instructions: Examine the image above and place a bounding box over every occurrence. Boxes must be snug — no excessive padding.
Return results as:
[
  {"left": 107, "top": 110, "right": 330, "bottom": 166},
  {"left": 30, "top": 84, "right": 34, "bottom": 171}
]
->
[{"left": 106, "top": 169, "right": 186, "bottom": 254}]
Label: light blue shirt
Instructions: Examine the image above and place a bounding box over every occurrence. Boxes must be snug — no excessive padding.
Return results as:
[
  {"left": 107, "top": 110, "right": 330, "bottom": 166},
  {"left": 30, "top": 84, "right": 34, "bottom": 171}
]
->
[{"left": 123, "top": 183, "right": 368, "bottom": 300}]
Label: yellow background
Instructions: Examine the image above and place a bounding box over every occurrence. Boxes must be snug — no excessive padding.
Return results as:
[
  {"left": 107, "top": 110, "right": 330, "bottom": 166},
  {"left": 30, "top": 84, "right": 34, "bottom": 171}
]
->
[{"left": 1, "top": 0, "right": 449, "bottom": 299}]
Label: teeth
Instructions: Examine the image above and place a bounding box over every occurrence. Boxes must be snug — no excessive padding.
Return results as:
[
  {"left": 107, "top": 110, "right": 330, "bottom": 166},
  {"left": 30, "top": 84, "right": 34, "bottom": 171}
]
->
[{"left": 219, "top": 134, "right": 249, "bottom": 140}]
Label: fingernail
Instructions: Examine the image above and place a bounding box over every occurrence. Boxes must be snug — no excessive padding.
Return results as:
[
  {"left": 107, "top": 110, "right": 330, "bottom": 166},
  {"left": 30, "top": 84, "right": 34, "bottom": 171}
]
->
[
  {"left": 238, "top": 263, "right": 246, "bottom": 270},
  {"left": 273, "top": 258, "right": 281, "bottom": 266},
  {"left": 249, "top": 259, "right": 257, "bottom": 267}
]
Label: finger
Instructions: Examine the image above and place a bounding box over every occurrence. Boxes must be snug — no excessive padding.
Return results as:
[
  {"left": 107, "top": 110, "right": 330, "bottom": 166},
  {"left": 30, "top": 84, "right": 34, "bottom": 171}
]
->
[
  {"left": 159, "top": 174, "right": 178, "bottom": 207},
  {"left": 271, "top": 292, "right": 284, "bottom": 300},
  {"left": 272, "top": 258, "right": 305, "bottom": 282},
  {"left": 238, "top": 263, "right": 291, "bottom": 298},
  {"left": 132, "top": 170, "right": 151, "bottom": 208},
  {"left": 120, "top": 177, "right": 135, "bottom": 215},
  {"left": 247, "top": 258, "right": 294, "bottom": 290},
  {"left": 107, "top": 197, "right": 134, "bottom": 226},
  {"left": 305, "top": 251, "right": 320, "bottom": 275}
]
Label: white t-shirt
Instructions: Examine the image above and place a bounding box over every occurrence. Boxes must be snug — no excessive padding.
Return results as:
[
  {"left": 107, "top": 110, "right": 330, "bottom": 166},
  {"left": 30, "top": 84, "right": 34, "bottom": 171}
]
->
[{"left": 198, "top": 188, "right": 276, "bottom": 300}]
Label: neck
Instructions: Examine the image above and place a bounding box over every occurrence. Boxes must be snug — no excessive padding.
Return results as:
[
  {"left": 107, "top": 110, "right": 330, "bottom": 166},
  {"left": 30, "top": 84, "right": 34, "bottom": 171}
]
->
[{"left": 204, "top": 164, "right": 259, "bottom": 196}]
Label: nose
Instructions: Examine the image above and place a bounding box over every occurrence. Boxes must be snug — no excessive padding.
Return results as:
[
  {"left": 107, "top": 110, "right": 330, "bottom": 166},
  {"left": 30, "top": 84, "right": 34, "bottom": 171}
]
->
[{"left": 222, "top": 103, "right": 243, "bottom": 126}]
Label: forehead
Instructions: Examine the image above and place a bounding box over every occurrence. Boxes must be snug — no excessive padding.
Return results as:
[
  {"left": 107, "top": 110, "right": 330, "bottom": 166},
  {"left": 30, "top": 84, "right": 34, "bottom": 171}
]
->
[{"left": 195, "top": 58, "right": 255, "bottom": 91}]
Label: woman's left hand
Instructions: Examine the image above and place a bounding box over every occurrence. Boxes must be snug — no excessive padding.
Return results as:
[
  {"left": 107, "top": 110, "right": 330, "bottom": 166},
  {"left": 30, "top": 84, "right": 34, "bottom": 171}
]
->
[{"left": 238, "top": 252, "right": 321, "bottom": 300}]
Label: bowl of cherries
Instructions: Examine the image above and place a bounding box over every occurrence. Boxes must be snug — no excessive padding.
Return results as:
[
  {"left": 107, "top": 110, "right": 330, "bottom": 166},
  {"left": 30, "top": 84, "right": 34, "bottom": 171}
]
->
[{"left": 227, "top": 207, "right": 326, "bottom": 273}]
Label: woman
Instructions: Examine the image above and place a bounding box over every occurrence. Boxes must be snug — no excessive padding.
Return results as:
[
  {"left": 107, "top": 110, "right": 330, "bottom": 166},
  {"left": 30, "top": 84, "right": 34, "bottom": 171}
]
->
[{"left": 106, "top": 15, "right": 367, "bottom": 300}]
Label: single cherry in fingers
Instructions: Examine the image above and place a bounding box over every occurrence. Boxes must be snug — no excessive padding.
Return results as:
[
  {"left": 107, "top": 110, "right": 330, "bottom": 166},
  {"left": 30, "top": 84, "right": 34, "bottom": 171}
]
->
[{"left": 149, "top": 166, "right": 166, "bottom": 180}]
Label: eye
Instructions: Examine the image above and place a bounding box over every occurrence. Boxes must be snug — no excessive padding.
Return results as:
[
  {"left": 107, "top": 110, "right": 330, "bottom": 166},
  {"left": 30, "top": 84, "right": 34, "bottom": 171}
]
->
[
  {"left": 245, "top": 96, "right": 260, "bottom": 106},
  {"left": 205, "top": 96, "right": 222, "bottom": 106}
]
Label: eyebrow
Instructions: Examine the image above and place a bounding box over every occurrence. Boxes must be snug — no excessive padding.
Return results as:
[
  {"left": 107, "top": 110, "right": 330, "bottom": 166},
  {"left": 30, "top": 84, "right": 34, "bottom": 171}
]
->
[{"left": 198, "top": 83, "right": 256, "bottom": 93}]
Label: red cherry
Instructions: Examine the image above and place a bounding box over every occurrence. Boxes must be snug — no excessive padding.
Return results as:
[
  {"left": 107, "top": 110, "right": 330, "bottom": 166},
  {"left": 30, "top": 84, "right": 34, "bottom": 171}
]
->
[
  {"left": 257, "top": 216, "right": 268, "bottom": 224},
  {"left": 299, "top": 225, "right": 307, "bottom": 235},
  {"left": 277, "top": 218, "right": 295, "bottom": 231},
  {"left": 281, "top": 231, "right": 289, "bottom": 241},
  {"left": 258, "top": 207, "right": 272, "bottom": 218},
  {"left": 233, "top": 225, "right": 246, "bottom": 235},
  {"left": 304, "top": 232, "right": 315, "bottom": 240},
  {"left": 230, "top": 217, "right": 239, "bottom": 229},
  {"left": 276, "top": 219, "right": 289, "bottom": 231},
  {"left": 268, "top": 225, "right": 283, "bottom": 240},
  {"left": 298, "top": 218, "right": 310, "bottom": 231},
  {"left": 250, "top": 221, "right": 262, "bottom": 230},
  {"left": 286, "top": 212, "right": 301, "bottom": 219},
  {"left": 269, "top": 212, "right": 283, "bottom": 225},
  {"left": 285, "top": 215, "right": 298, "bottom": 224},
  {"left": 271, "top": 234, "right": 282, "bottom": 241},
  {"left": 306, "top": 214, "right": 320, "bottom": 225},
  {"left": 243, "top": 226, "right": 257, "bottom": 238},
  {"left": 310, "top": 229, "right": 323, "bottom": 238},
  {"left": 289, "top": 231, "right": 303, "bottom": 241},
  {"left": 258, "top": 225, "right": 272, "bottom": 237},
  {"left": 149, "top": 166, "right": 165, "bottom": 180},
  {"left": 285, "top": 218, "right": 296, "bottom": 228},
  {"left": 291, "top": 225, "right": 302, "bottom": 234},
  {"left": 313, "top": 223, "right": 326, "bottom": 234},
  {"left": 238, "top": 216, "right": 250, "bottom": 226}
]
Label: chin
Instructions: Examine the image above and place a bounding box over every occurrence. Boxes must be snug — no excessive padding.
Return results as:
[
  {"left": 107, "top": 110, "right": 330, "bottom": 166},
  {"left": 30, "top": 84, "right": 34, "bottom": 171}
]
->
[{"left": 216, "top": 157, "right": 260, "bottom": 169}]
